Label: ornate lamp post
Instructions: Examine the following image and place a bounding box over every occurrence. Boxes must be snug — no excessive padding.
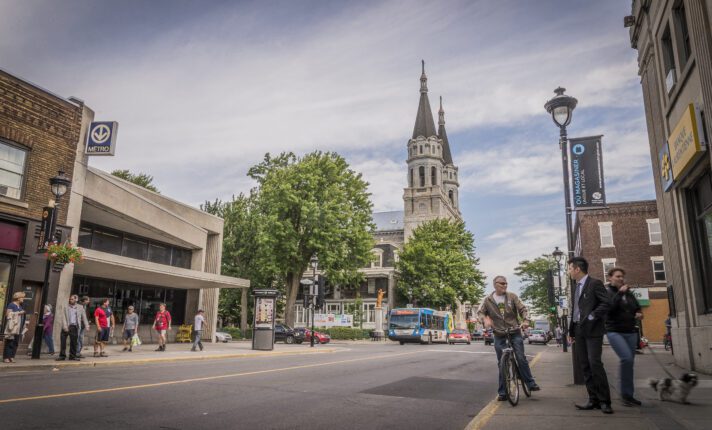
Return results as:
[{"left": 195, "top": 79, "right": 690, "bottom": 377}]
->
[
  {"left": 309, "top": 254, "right": 318, "bottom": 348},
  {"left": 552, "top": 246, "right": 567, "bottom": 352},
  {"left": 31, "top": 170, "right": 71, "bottom": 359}
]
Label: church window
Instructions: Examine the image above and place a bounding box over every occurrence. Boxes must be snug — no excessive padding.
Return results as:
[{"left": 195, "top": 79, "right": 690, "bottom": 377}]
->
[
  {"left": 419, "top": 166, "right": 425, "bottom": 187},
  {"left": 409, "top": 169, "right": 414, "bottom": 188},
  {"left": 431, "top": 166, "right": 437, "bottom": 186},
  {"left": 449, "top": 190, "right": 454, "bottom": 205},
  {"left": 419, "top": 145, "right": 423, "bottom": 154}
]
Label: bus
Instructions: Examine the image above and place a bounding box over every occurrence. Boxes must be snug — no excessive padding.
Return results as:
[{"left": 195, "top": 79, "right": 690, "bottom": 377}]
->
[{"left": 388, "top": 308, "right": 454, "bottom": 344}]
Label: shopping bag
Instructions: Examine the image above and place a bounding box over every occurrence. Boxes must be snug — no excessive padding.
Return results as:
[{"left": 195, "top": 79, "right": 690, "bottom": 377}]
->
[{"left": 131, "top": 333, "right": 142, "bottom": 346}]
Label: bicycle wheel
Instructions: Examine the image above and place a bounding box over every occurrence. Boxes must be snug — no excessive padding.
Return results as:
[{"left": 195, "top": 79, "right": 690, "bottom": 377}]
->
[
  {"left": 517, "top": 363, "right": 531, "bottom": 398},
  {"left": 500, "top": 352, "right": 519, "bottom": 406}
]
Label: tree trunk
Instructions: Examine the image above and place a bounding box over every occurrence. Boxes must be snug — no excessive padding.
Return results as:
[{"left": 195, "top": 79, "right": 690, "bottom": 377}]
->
[{"left": 284, "top": 272, "right": 300, "bottom": 327}]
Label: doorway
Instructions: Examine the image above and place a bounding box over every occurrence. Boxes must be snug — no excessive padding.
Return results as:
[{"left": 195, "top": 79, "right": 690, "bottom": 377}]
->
[{"left": 19, "top": 281, "right": 43, "bottom": 348}]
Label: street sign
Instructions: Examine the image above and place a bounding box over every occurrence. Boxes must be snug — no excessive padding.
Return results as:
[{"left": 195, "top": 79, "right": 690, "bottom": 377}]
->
[
  {"left": 569, "top": 135, "right": 606, "bottom": 209},
  {"left": 86, "top": 121, "right": 118, "bottom": 155}
]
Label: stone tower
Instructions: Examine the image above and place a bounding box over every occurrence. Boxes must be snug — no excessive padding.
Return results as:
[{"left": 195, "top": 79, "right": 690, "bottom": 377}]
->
[{"left": 403, "top": 62, "right": 461, "bottom": 240}]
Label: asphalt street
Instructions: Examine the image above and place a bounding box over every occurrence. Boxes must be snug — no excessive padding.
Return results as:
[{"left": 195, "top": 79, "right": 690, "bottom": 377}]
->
[{"left": 0, "top": 341, "right": 548, "bottom": 430}]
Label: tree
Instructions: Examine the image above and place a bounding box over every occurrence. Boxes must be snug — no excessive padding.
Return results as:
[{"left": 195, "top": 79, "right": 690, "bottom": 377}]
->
[
  {"left": 513, "top": 256, "right": 555, "bottom": 318},
  {"left": 248, "top": 152, "right": 375, "bottom": 326},
  {"left": 111, "top": 169, "right": 160, "bottom": 193},
  {"left": 396, "top": 219, "right": 485, "bottom": 310}
]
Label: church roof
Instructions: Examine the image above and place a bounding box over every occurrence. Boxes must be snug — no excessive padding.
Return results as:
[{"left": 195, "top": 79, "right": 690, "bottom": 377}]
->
[
  {"left": 412, "top": 61, "right": 437, "bottom": 139},
  {"left": 438, "top": 96, "right": 454, "bottom": 165},
  {"left": 372, "top": 210, "right": 404, "bottom": 232}
]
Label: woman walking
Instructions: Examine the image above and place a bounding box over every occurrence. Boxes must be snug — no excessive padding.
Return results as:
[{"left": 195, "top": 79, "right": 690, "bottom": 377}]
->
[
  {"left": 43, "top": 305, "right": 55, "bottom": 355},
  {"left": 3, "top": 292, "right": 27, "bottom": 363},
  {"left": 605, "top": 267, "right": 643, "bottom": 407},
  {"left": 122, "top": 306, "right": 139, "bottom": 352}
]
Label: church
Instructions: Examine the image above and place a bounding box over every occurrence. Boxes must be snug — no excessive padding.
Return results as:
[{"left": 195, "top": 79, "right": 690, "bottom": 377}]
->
[{"left": 294, "top": 63, "right": 461, "bottom": 328}]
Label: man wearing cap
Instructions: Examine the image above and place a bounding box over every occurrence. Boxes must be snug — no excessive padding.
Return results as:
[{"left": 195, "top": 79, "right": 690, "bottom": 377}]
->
[{"left": 191, "top": 310, "right": 205, "bottom": 352}]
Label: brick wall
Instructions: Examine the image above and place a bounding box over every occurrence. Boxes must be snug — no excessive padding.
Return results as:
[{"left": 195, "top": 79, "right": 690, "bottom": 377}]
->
[{"left": 0, "top": 70, "right": 82, "bottom": 225}]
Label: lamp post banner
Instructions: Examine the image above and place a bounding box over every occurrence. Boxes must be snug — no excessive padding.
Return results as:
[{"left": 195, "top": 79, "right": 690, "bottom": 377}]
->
[{"left": 569, "top": 135, "right": 606, "bottom": 209}]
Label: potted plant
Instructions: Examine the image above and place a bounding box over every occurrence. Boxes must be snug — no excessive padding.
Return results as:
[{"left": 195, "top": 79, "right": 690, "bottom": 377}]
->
[{"left": 46, "top": 241, "right": 84, "bottom": 265}]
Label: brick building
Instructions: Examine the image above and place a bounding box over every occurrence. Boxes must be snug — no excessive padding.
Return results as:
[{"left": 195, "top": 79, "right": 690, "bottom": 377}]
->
[{"left": 574, "top": 200, "right": 669, "bottom": 342}]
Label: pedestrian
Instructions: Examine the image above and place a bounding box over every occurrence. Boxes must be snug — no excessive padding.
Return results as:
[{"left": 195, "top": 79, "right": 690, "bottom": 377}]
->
[
  {"left": 605, "top": 267, "right": 643, "bottom": 407},
  {"left": 94, "top": 299, "right": 115, "bottom": 357},
  {"left": 555, "top": 326, "right": 563, "bottom": 347},
  {"left": 77, "top": 296, "right": 91, "bottom": 356},
  {"left": 42, "top": 305, "right": 55, "bottom": 355},
  {"left": 94, "top": 299, "right": 111, "bottom": 357},
  {"left": 191, "top": 309, "right": 205, "bottom": 352},
  {"left": 477, "top": 276, "right": 540, "bottom": 401},
  {"left": 122, "top": 305, "right": 139, "bottom": 352},
  {"left": 567, "top": 256, "right": 613, "bottom": 414},
  {"left": 3, "top": 292, "right": 27, "bottom": 363},
  {"left": 153, "top": 303, "right": 171, "bottom": 352},
  {"left": 57, "top": 295, "right": 88, "bottom": 361}
]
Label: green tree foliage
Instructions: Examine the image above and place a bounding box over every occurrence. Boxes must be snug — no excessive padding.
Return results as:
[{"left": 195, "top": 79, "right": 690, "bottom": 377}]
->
[
  {"left": 111, "top": 169, "right": 160, "bottom": 193},
  {"left": 248, "top": 152, "right": 375, "bottom": 326},
  {"left": 513, "top": 256, "right": 555, "bottom": 317},
  {"left": 396, "top": 219, "right": 485, "bottom": 310}
]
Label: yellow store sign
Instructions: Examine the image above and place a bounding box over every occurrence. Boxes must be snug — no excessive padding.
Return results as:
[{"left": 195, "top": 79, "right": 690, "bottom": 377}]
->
[{"left": 668, "top": 104, "right": 706, "bottom": 179}]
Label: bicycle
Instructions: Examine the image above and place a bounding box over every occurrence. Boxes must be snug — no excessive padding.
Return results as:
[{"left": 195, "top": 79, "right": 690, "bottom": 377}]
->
[
  {"left": 663, "top": 333, "right": 673, "bottom": 354},
  {"left": 499, "top": 326, "right": 531, "bottom": 406}
]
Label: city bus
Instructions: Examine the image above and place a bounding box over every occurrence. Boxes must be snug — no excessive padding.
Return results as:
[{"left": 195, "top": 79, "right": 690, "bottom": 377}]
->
[{"left": 388, "top": 308, "right": 454, "bottom": 344}]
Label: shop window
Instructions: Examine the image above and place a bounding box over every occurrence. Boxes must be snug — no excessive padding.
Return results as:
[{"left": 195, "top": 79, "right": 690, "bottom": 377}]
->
[
  {"left": 674, "top": 2, "right": 692, "bottom": 66},
  {"left": 0, "top": 140, "right": 27, "bottom": 200},
  {"left": 652, "top": 257, "right": 667, "bottom": 283},
  {"left": 0, "top": 258, "right": 13, "bottom": 330},
  {"left": 661, "top": 26, "right": 677, "bottom": 93},
  {"left": 122, "top": 235, "right": 148, "bottom": 260},
  {"left": 598, "top": 222, "right": 614, "bottom": 248},
  {"left": 647, "top": 218, "right": 662, "bottom": 245}
]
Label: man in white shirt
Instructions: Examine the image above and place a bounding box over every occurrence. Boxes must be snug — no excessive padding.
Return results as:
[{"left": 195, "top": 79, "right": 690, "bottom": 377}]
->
[{"left": 191, "top": 309, "right": 205, "bottom": 352}]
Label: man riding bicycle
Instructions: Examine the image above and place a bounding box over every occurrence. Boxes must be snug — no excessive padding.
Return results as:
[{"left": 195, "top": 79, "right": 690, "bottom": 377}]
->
[{"left": 477, "top": 276, "right": 540, "bottom": 401}]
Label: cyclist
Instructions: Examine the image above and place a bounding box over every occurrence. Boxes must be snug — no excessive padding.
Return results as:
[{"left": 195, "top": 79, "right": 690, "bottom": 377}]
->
[{"left": 478, "top": 276, "right": 540, "bottom": 401}]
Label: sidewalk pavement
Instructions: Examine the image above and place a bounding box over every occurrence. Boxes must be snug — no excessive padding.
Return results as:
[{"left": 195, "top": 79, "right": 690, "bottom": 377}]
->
[
  {"left": 472, "top": 344, "right": 711, "bottom": 430},
  {"left": 0, "top": 340, "right": 339, "bottom": 372}
]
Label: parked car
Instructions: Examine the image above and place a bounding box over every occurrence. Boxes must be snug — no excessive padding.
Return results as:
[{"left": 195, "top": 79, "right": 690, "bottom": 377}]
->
[
  {"left": 470, "top": 329, "right": 484, "bottom": 341},
  {"left": 215, "top": 331, "right": 232, "bottom": 343},
  {"left": 448, "top": 329, "right": 472, "bottom": 345},
  {"left": 295, "top": 328, "right": 331, "bottom": 344},
  {"left": 527, "top": 329, "right": 549, "bottom": 345},
  {"left": 274, "top": 324, "right": 304, "bottom": 344},
  {"left": 483, "top": 328, "right": 494, "bottom": 346}
]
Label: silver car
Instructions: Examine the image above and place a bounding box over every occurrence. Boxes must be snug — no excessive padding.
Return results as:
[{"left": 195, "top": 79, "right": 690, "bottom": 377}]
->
[{"left": 215, "top": 331, "right": 233, "bottom": 343}]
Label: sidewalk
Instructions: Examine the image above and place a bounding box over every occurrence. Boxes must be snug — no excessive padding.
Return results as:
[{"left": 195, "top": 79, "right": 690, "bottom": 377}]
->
[
  {"left": 473, "top": 344, "right": 711, "bottom": 430},
  {"left": 0, "top": 341, "right": 339, "bottom": 372}
]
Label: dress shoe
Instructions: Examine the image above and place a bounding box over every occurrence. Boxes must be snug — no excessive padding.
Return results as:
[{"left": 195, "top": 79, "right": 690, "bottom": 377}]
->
[
  {"left": 575, "top": 401, "right": 601, "bottom": 410},
  {"left": 529, "top": 384, "right": 541, "bottom": 391},
  {"left": 601, "top": 403, "right": 614, "bottom": 414},
  {"left": 497, "top": 395, "right": 507, "bottom": 401},
  {"left": 55, "top": 357, "right": 66, "bottom": 361},
  {"left": 622, "top": 396, "right": 642, "bottom": 406}
]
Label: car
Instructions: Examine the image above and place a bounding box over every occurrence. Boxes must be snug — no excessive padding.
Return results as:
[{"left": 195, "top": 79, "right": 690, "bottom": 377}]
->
[
  {"left": 471, "top": 329, "right": 484, "bottom": 341},
  {"left": 483, "top": 328, "right": 494, "bottom": 346},
  {"left": 274, "top": 324, "right": 304, "bottom": 344},
  {"left": 448, "top": 329, "right": 471, "bottom": 344},
  {"left": 295, "top": 328, "right": 331, "bottom": 344},
  {"left": 527, "top": 329, "right": 549, "bottom": 345},
  {"left": 215, "top": 331, "right": 232, "bottom": 343}
]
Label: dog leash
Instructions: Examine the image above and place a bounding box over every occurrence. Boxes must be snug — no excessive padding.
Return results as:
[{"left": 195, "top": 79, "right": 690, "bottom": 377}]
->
[{"left": 644, "top": 343, "right": 676, "bottom": 379}]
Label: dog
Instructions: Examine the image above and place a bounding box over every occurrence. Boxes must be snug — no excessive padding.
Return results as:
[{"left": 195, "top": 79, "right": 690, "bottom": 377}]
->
[{"left": 648, "top": 373, "right": 698, "bottom": 404}]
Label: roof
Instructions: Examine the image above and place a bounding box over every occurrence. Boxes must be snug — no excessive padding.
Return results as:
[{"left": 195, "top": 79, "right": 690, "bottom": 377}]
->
[
  {"left": 412, "top": 63, "right": 437, "bottom": 139},
  {"left": 373, "top": 210, "right": 404, "bottom": 232},
  {"left": 438, "top": 97, "right": 454, "bottom": 165}
]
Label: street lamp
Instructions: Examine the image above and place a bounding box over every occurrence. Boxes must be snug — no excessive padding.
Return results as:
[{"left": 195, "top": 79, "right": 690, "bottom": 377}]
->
[
  {"left": 309, "top": 254, "right": 318, "bottom": 348},
  {"left": 31, "top": 170, "right": 72, "bottom": 359},
  {"left": 552, "top": 246, "right": 567, "bottom": 352},
  {"left": 545, "top": 88, "right": 582, "bottom": 383}
]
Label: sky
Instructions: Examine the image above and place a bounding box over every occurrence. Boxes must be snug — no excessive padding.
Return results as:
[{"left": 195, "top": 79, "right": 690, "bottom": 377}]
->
[{"left": 0, "top": 0, "right": 654, "bottom": 297}]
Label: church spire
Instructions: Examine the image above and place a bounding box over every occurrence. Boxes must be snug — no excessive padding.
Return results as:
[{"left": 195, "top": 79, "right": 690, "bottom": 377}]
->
[
  {"left": 412, "top": 60, "right": 437, "bottom": 139},
  {"left": 437, "top": 96, "right": 454, "bottom": 165}
]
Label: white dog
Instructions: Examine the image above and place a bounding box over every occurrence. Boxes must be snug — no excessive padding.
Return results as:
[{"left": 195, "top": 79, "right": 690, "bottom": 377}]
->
[{"left": 648, "top": 373, "right": 698, "bottom": 404}]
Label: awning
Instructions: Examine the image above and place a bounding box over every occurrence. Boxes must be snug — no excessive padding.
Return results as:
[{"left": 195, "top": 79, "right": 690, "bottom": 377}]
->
[{"left": 74, "top": 249, "right": 249, "bottom": 290}]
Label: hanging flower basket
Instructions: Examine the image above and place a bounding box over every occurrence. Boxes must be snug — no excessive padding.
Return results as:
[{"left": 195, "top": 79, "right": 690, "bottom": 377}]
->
[{"left": 45, "top": 241, "right": 84, "bottom": 265}]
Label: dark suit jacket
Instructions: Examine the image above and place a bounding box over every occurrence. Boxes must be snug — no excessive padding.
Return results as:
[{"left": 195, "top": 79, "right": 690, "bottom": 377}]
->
[{"left": 568, "top": 276, "right": 610, "bottom": 338}]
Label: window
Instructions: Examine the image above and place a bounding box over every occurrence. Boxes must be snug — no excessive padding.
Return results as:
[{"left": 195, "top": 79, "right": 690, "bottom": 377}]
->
[
  {"left": 363, "top": 303, "right": 376, "bottom": 323},
  {"left": 393, "top": 250, "right": 399, "bottom": 263},
  {"left": 651, "top": 257, "right": 667, "bottom": 283},
  {"left": 122, "top": 235, "right": 148, "bottom": 260},
  {"left": 647, "top": 218, "right": 662, "bottom": 245},
  {"left": 78, "top": 226, "right": 93, "bottom": 248},
  {"left": 674, "top": 2, "right": 691, "bottom": 66},
  {"left": 409, "top": 169, "right": 413, "bottom": 188},
  {"left": 148, "top": 243, "right": 172, "bottom": 265},
  {"left": 326, "top": 303, "right": 341, "bottom": 314},
  {"left": 448, "top": 189, "right": 454, "bottom": 205},
  {"left": 171, "top": 248, "right": 192, "bottom": 269},
  {"left": 431, "top": 166, "right": 437, "bottom": 186},
  {"left": 419, "top": 145, "right": 423, "bottom": 155},
  {"left": 602, "top": 258, "right": 617, "bottom": 278},
  {"left": 689, "top": 172, "right": 712, "bottom": 311},
  {"left": 419, "top": 166, "right": 425, "bottom": 187},
  {"left": 598, "top": 222, "right": 614, "bottom": 248},
  {"left": 370, "top": 249, "right": 383, "bottom": 269},
  {"left": 661, "top": 26, "right": 676, "bottom": 93},
  {"left": 93, "top": 228, "right": 123, "bottom": 254},
  {"left": 0, "top": 140, "right": 28, "bottom": 200}
]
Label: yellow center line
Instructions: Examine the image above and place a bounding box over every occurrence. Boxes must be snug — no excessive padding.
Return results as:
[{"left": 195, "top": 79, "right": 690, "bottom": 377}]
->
[{"left": 0, "top": 351, "right": 421, "bottom": 404}]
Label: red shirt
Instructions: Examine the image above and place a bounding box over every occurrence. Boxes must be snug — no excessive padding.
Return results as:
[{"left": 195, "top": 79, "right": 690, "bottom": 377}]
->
[
  {"left": 154, "top": 310, "right": 171, "bottom": 330},
  {"left": 94, "top": 307, "right": 108, "bottom": 328}
]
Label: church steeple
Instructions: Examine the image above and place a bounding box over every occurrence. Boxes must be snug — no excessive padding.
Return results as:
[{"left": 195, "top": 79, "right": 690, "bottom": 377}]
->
[
  {"left": 437, "top": 96, "right": 454, "bottom": 165},
  {"left": 412, "top": 60, "right": 437, "bottom": 139}
]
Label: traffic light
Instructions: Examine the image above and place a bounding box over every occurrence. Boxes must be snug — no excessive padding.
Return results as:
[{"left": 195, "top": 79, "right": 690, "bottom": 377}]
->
[{"left": 316, "top": 275, "right": 326, "bottom": 310}]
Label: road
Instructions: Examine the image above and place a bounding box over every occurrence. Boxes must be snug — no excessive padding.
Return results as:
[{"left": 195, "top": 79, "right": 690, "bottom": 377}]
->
[{"left": 0, "top": 341, "right": 547, "bottom": 429}]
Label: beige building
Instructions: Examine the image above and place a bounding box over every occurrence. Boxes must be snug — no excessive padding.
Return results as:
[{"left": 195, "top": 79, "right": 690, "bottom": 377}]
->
[{"left": 628, "top": 0, "right": 712, "bottom": 373}]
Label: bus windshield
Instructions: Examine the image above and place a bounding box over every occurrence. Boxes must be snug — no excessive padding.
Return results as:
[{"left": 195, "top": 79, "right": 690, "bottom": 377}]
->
[{"left": 389, "top": 314, "right": 419, "bottom": 329}]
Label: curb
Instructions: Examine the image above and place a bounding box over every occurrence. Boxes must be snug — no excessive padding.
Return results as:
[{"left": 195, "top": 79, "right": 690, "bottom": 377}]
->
[{"left": 0, "top": 348, "right": 339, "bottom": 372}]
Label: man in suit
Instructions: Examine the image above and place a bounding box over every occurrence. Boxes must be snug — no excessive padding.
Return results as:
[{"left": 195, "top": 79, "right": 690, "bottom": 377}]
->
[
  {"left": 567, "top": 257, "right": 613, "bottom": 414},
  {"left": 56, "top": 294, "right": 90, "bottom": 361}
]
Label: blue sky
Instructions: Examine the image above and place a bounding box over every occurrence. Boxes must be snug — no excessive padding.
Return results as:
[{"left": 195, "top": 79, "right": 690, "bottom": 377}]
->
[{"left": 0, "top": 0, "right": 654, "bottom": 296}]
